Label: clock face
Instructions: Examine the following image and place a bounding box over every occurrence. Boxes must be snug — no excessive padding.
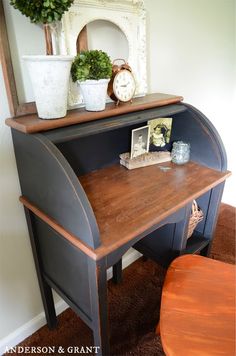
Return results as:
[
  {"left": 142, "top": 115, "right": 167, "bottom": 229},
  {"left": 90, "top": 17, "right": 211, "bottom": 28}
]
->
[{"left": 113, "top": 70, "right": 136, "bottom": 102}]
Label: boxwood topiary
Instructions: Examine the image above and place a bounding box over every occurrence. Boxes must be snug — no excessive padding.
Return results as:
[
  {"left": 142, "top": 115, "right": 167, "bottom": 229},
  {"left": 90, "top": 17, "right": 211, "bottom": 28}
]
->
[
  {"left": 9, "top": 0, "right": 74, "bottom": 54},
  {"left": 9, "top": 0, "right": 74, "bottom": 23},
  {"left": 71, "top": 50, "right": 112, "bottom": 82}
]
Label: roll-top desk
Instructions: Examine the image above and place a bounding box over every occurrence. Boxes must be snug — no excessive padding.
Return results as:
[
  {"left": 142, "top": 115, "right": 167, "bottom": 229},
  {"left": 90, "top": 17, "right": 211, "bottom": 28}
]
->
[{"left": 6, "top": 93, "right": 230, "bottom": 355}]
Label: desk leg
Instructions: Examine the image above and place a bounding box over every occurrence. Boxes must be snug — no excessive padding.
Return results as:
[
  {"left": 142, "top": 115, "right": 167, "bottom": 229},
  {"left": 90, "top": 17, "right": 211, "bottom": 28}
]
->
[
  {"left": 200, "top": 242, "right": 211, "bottom": 257},
  {"left": 24, "top": 207, "right": 58, "bottom": 329},
  {"left": 173, "top": 203, "right": 192, "bottom": 253},
  {"left": 89, "top": 259, "right": 110, "bottom": 356},
  {"left": 201, "top": 184, "right": 225, "bottom": 257},
  {"left": 112, "top": 259, "right": 122, "bottom": 284}
]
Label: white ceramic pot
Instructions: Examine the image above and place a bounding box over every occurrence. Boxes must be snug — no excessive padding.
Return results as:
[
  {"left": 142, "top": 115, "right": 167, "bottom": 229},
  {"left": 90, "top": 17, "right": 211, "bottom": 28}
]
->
[
  {"left": 79, "top": 79, "right": 109, "bottom": 111},
  {"left": 23, "top": 55, "right": 73, "bottom": 119}
]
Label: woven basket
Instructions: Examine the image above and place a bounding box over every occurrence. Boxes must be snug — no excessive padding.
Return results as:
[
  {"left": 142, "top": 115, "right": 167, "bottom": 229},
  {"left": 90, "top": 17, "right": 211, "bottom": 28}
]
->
[{"left": 187, "top": 200, "right": 204, "bottom": 239}]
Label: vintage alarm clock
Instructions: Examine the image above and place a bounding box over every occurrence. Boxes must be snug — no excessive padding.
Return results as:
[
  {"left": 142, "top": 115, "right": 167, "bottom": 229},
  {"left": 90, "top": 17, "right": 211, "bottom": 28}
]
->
[{"left": 108, "top": 59, "right": 136, "bottom": 105}]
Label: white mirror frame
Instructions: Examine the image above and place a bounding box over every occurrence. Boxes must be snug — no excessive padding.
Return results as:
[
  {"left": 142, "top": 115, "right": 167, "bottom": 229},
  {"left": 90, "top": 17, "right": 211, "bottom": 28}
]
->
[{"left": 51, "top": 0, "right": 147, "bottom": 107}]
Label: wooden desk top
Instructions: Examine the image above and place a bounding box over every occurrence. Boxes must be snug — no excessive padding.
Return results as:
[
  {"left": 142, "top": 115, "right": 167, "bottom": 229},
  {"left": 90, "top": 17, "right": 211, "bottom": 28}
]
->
[
  {"left": 160, "top": 255, "right": 235, "bottom": 356},
  {"left": 20, "top": 161, "right": 230, "bottom": 260},
  {"left": 79, "top": 161, "right": 230, "bottom": 257},
  {"left": 5, "top": 93, "right": 183, "bottom": 134}
]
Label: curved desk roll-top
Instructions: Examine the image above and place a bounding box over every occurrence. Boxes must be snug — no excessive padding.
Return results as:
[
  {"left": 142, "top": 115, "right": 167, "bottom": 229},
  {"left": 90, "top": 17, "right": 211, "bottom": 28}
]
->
[{"left": 6, "top": 93, "right": 230, "bottom": 356}]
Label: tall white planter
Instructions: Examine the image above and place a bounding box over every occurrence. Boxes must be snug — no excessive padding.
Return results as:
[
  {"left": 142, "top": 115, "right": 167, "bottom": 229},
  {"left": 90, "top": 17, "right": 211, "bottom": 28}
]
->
[
  {"left": 79, "top": 79, "right": 109, "bottom": 111},
  {"left": 23, "top": 55, "right": 73, "bottom": 119}
]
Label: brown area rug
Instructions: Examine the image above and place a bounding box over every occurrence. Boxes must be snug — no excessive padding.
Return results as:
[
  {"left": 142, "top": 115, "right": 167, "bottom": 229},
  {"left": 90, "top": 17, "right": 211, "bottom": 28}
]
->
[{"left": 7, "top": 204, "right": 235, "bottom": 356}]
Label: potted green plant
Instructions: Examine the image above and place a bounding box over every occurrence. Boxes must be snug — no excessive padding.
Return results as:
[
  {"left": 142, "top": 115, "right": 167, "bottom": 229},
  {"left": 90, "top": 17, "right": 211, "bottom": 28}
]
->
[
  {"left": 71, "top": 50, "right": 112, "bottom": 111},
  {"left": 10, "top": 0, "right": 75, "bottom": 119}
]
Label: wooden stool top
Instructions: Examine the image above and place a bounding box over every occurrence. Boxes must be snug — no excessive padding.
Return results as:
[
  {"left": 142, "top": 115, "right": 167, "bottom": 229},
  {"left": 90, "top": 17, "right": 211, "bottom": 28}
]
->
[{"left": 160, "top": 255, "right": 236, "bottom": 356}]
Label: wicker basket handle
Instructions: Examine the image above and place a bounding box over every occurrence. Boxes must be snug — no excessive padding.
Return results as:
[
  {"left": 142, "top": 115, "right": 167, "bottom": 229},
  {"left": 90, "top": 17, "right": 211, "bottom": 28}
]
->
[{"left": 192, "top": 200, "right": 198, "bottom": 214}]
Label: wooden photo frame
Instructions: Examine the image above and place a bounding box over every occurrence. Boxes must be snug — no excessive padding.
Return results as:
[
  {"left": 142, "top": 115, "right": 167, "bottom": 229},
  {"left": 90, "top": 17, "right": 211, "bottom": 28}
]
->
[
  {"left": 131, "top": 125, "right": 150, "bottom": 159},
  {"left": 0, "top": 1, "right": 37, "bottom": 117}
]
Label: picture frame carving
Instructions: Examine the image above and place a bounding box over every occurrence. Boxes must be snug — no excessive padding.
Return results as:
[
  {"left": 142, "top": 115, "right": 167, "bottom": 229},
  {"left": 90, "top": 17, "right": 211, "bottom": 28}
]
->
[{"left": 52, "top": 0, "right": 147, "bottom": 107}]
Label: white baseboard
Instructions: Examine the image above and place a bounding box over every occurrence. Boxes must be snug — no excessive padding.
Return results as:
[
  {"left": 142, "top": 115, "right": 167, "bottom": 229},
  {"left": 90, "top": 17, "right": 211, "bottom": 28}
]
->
[
  {"left": 0, "top": 249, "right": 141, "bottom": 355},
  {"left": 0, "top": 299, "right": 68, "bottom": 356}
]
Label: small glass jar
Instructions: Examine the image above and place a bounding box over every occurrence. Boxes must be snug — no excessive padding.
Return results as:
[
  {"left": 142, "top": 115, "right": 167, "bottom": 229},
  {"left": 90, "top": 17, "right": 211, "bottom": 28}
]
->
[{"left": 171, "top": 141, "right": 190, "bottom": 165}]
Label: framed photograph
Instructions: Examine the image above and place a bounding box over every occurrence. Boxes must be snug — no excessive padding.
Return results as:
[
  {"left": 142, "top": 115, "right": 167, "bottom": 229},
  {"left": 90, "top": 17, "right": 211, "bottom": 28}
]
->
[
  {"left": 148, "top": 118, "right": 173, "bottom": 151},
  {"left": 131, "top": 125, "right": 150, "bottom": 159}
]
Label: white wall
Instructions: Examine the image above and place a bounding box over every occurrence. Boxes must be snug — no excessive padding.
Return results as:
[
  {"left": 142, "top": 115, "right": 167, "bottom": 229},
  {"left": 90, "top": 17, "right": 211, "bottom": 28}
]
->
[
  {"left": 145, "top": 0, "right": 236, "bottom": 205},
  {"left": 0, "top": 3, "right": 60, "bottom": 352},
  {"left": 0, "top": 66, "right": 49, "bottom": 350},
  {"left": 0, "top": 0, "right": 235, "bottom": 351}
]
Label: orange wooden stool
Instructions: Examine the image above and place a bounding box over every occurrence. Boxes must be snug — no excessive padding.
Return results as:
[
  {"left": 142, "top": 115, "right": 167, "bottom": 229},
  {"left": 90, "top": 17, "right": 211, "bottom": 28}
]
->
[{"left": 158, "top": 255, "right": 235, "bottom": 355}]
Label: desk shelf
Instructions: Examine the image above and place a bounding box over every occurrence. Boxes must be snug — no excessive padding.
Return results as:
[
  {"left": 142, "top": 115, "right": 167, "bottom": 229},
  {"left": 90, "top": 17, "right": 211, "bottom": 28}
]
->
[{"left": 184, "top": 233, "right": 210, "bottom": 254}]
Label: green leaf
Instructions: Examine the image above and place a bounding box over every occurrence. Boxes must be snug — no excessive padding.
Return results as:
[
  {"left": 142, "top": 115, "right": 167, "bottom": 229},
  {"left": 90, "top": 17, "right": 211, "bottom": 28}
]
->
[
  {"left": 71, "top": 50, "right": 112, "bottom": 82},
  {"left": 9, "top": 0, "right": 74, "bottom": 24}
]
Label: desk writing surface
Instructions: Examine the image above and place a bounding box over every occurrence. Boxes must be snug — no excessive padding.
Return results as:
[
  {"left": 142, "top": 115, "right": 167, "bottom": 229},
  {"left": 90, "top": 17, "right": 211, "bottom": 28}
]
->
[{"left": 79, "top": 161, "right": 230, "bottom": 253}]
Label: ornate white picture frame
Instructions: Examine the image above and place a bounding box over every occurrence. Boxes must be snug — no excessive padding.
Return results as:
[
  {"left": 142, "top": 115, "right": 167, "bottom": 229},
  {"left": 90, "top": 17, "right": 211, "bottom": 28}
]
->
[{"left": 52, "top": 0, "right": 147, "bottom": 107}]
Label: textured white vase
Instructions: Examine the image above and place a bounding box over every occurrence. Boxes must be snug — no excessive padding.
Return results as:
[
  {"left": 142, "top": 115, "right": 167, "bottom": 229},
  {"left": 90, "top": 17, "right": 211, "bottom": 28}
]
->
[
  {"left": 23, "top": 55, "right": 73, "bottom": 119},
  {"left": 79, "top": 79, "right": 109, "bottom": 111}
]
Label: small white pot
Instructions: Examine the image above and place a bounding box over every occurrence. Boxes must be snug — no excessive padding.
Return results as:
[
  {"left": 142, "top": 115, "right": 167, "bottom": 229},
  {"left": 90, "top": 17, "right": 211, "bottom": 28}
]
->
[
  {"left": 23, "top": 55, "right": 73, "bottom": 119},
  {"left": 79, "top": 79, "right": 109, "bottom": 111}
]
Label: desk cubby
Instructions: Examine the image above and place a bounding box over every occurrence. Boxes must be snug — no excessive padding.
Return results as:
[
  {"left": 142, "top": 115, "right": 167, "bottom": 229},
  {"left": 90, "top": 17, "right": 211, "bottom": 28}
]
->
[{"left": 6, "top": 93, "right": 230, "bottom": 355}]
